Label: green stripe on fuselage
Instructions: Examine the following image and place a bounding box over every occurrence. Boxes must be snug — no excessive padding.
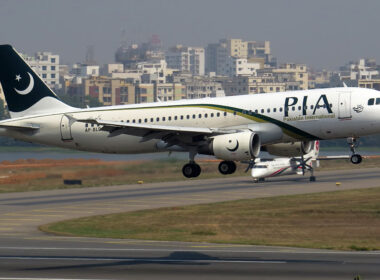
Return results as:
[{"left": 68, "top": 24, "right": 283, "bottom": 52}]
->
[{"left": 87, "top": 103, "right": 321, "bottom": 140}]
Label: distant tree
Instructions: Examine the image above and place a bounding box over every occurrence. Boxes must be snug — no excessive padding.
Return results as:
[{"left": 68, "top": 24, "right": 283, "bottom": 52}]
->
[
  {"left": 84, "top": 95, "right": 103, "bottom": 108},
  {"left": 0, "top": 98, "right": 10, "bottom": 120}
]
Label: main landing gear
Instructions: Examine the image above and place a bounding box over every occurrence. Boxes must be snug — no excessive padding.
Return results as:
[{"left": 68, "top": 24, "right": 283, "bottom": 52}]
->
[
  {"left": 347, "top": 137, "right": 362, "bottom": 164},
  {"left": 218, "top": 161, "right": 236, "bottom": 175},
  {"left": 182, "top": 151, "right": 201, "bottom": 178},
  {"left": 181, "top": 151, "right": 238, "bottom": 178}
]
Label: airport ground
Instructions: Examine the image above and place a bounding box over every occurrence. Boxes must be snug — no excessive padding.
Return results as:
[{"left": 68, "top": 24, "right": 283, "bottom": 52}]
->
[{"left": 0, "top": 168, "right": 379, "bottom": 279}]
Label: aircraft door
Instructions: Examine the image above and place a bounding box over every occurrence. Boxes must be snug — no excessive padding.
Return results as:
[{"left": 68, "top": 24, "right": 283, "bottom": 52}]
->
[
  {"left": 338, "top": 92, "right": 352, "bottom": 119},
  {"left": 60, "top": 115, "right": 73, "bottom": 141}
]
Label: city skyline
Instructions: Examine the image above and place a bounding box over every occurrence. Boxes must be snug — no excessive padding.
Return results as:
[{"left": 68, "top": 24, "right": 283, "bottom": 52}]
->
[{"left": 1, "top": 0, "right": 380, "bottom": 69}]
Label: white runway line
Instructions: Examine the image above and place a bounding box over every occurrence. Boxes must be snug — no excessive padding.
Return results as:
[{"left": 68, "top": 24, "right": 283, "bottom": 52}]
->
[{"left": 0, "top": 246, "right": 380, "bottom": 255}]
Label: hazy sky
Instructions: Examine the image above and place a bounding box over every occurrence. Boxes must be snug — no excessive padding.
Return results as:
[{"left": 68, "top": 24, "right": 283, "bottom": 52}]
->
[{"left": 1, "top": 0, "right": 379, "bottom": 69}]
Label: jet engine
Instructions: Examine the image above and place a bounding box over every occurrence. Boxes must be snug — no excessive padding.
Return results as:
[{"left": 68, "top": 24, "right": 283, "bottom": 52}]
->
[
  {"left": 264, "top": 141, "right": 313, "bottom": 157},
  {"left": 209, "top": 131, "right": 261, "bottom": 161}
]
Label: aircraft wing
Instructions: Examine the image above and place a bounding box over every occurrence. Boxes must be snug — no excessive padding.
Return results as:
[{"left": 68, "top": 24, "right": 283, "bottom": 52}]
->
[{"left": 74, "top": 118, "right": 238, "bottom": 146}]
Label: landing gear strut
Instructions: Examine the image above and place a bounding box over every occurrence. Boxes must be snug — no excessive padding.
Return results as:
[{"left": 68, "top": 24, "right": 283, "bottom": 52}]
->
[
  {"left": 218, "top": 161, "right": 236, "bottom": 175},
  {"left": 297, "top": 155, "right": 316, "bottom": 182},
  {"left": 182, "top": 151, "right": 201, "bottom": 178},
  {"left": 347, "top": 137, "right": 362, "bottom": 164}
]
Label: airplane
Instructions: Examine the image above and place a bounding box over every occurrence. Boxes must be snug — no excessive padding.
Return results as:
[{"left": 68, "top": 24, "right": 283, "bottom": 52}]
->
[
  {"left": 0, "top": 44, "right": 376, "bottom": 179},
  {"left": 250, "top": 140, "right": 349, "bottom": 182}
]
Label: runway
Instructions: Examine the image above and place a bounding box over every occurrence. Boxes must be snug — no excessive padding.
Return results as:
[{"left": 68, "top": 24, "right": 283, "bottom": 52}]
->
[{"left": 0, "top": 168, "right": 380, "bottom": 279}]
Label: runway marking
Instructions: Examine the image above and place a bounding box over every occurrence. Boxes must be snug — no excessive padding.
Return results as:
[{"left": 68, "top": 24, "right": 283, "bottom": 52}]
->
[
  {"left": 31, "top": 209, "right": 94, "bottom": 214},
  {"left": 0, "top": 256, "right": 286, "bottom": 264},
  {"left": 2, "top": 246, "right": 380, "bottom": 256},
  {"left": 4, "top": 213, "right": 64, "bottom": 217},
  {"left": 0, "top": 218, "right": 40, "bottom": 221},
  {"left": 0, "top": 278, "right": 106, "bottom": 280}
]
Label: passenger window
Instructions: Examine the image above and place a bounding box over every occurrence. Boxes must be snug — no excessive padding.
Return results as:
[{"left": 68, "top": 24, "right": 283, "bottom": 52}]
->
[
  {"left": 187, "top": 115, "right": 190, "bottom": 119},
  {"left": 217, "top": 112, "right": 220, "bottom": 117},
  {"left": 292, "top": 107, "right": 295, "bottom": 111},
  {"left": 156, "top": 117, "right": 160, "bottom": 122},
  {"left": 254, "top": 109, "right": 258, "bottom": 113},
  {"left": 132, "top": 119, "right": 136, "bottom": 123},
  {"left": 311, "top": 105, "right": 314, "bottom": 109},
  {"left": 193, "top": 114, "right": 196, "bottom": 119},
  {"left": 368, "top": 98, "right": 374, "bottom": 105},
  {"left": 261, "top": 109, "right": 264, "bottom": 113},
  {"left": 224, "top": 112, "right": 227, "bottom": 116},
  {"left": 181, "top": 115, "right": 184, "bottom": 120},
  {"left": 233, "top": 111, "right": 236, "bottom": 116},
  {"left": 279, "top": 107, "right": 283, "bottom": 112},
  {"left": 150, "top": 118, "right": 153, "bottom": 122},
  {"left": 298, "top": 106, "right": 301, "bottom": 110},
  {"left": 211, "top": 113, "right": 214, "bottom": 117},
  {"left": 273, "top": 108, "right": 276, "bottom": 112},
  {"left": 127, "top": 120, "right": 130, "bottom": 123},
  {"left": 138, "top": 119, "right": 141, "bottom": 123},
  {"left": 198, "top": 114, "right": 202, "bottom": 118},
  {"left": 376, "top": 98, "right": 380, "bottom": 105},
  {"left": 174, "top": 116, "right": 177, "bottom": 120},
  {"left": 205, "top": 114, "right": 208, "bottom": 118},
  {"left": 144, "top": 118, "right": 147, "bottom": 123},
  {"left": 267, "top": 108, "right": 270, "bottom": 113},
  {"left": 162, "top": 117, "right": 166, "bottom": 121}
]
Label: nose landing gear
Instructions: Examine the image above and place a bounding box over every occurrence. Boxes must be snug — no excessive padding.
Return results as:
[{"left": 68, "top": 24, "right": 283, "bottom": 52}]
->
[{"left": 347, "top": 137, "right": 362, "bottom": 164}]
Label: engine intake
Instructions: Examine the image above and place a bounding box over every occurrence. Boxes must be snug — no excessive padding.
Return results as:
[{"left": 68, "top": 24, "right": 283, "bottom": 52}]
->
[
  {"left": 264, "top": 141, "right": 313, "bottom": 157},
  {"left": 210, "top": 131, "right": 260, "bottom": 161}
]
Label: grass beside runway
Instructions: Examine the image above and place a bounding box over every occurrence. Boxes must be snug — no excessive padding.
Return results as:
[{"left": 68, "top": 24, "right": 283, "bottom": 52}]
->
[
  {"left": 2, "top": 156, "right": 380, "bottom": 193},
  {"left": 40, "top": 187, "right": 380, "bottom": 251}
]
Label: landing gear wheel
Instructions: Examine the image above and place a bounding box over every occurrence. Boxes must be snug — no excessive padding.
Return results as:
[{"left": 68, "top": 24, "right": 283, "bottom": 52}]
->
[
  {"left": 182, "top": 163, "right": 201, "bottom": 178},
  {"left": 309, "top": 176, "right": 316, "bottom": 182},
  {"left": 350, "top": 154, "right": 362, "bottom": 165},
  {"left": 218, "top": 161, "right": 237, "bottom": 175}
]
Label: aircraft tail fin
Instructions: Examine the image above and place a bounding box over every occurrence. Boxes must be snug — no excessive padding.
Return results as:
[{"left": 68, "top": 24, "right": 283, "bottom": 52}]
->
[
  {"left": 0, "top": 44, "right": 74, "bottom": 118},
  {"left": 305, "top": 140, "right": 320, "bottom": 159}
]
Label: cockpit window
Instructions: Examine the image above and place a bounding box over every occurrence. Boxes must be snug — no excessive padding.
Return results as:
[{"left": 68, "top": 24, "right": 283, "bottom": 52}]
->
[
  {"left": 376, "top": 98, "right": 380, "bottom": 105},
  {"left": 368, "top": 98, "right": 374, "bottom": 105}
]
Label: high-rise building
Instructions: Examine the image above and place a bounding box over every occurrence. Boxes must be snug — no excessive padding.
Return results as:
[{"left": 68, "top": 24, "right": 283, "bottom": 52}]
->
[
  {"left": 205, "top": 39, "right": 272, "bottom": 75},
  {"left": 165, "top": 45, "right": 205, "bottom": 76},
  {"left": 23, "top": 52, "right": 60, "bottom": 90}
]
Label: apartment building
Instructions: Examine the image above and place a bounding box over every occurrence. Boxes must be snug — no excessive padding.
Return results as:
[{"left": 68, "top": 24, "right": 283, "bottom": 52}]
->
[
  {"left": 165, "top": 45, "right": 205, "bottom": 76},
  {"left": 272, "top": 63, "right": 308, "bottom": 90},
  {"left": 205, "top": 39, "right": 272, "bottom": 75},
  {"left": 23, "top": 51, "right": 60, "bottom": 90},
  {"left": 222, "top": 76, "right": 286, "bottom": 96}
]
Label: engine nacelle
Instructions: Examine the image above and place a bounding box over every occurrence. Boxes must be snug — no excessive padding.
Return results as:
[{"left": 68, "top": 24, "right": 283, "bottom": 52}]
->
[
  {"left": 264, "top": 141, "right": 313, "bottom": 157},
  {"left": 211, "top": 131, "right": 261, "bottom": 161}
]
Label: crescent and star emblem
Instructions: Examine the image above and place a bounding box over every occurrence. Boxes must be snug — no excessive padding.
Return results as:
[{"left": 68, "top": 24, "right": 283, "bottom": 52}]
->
[
  {"left": 14, "top": 72, "right": 34, "bottom": 95},
  {"left": 227, "top": 140, "right": 239, "bottom": 152}
]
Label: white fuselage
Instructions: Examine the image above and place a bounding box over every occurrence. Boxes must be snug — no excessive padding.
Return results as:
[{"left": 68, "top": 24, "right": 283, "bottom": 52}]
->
[
  {"left": 251, "top": 158, "right": 307, "bottom": 179},
  {"left": 0, "top": 87, "right": 379, "bottom": 155}
]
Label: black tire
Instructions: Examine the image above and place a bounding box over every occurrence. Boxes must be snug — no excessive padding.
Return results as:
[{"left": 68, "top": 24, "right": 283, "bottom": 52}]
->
[
  {"left": 182, "top": 163, "right": 201, "bottom": 178},
  {"left": 227, "top": 161, "right": 237, "bottom": 174},
  {"left": 310, "top": 176, "right": 316, "bottom": 182},
  {"left": 350, "top": 154, "right": 362, "bottom": 165},
  {"left": 193, "top": 163, "right": 201, "bottom": 177},
  {"left": 218, "top": 161, "right": 236, "bottom": 175}
]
